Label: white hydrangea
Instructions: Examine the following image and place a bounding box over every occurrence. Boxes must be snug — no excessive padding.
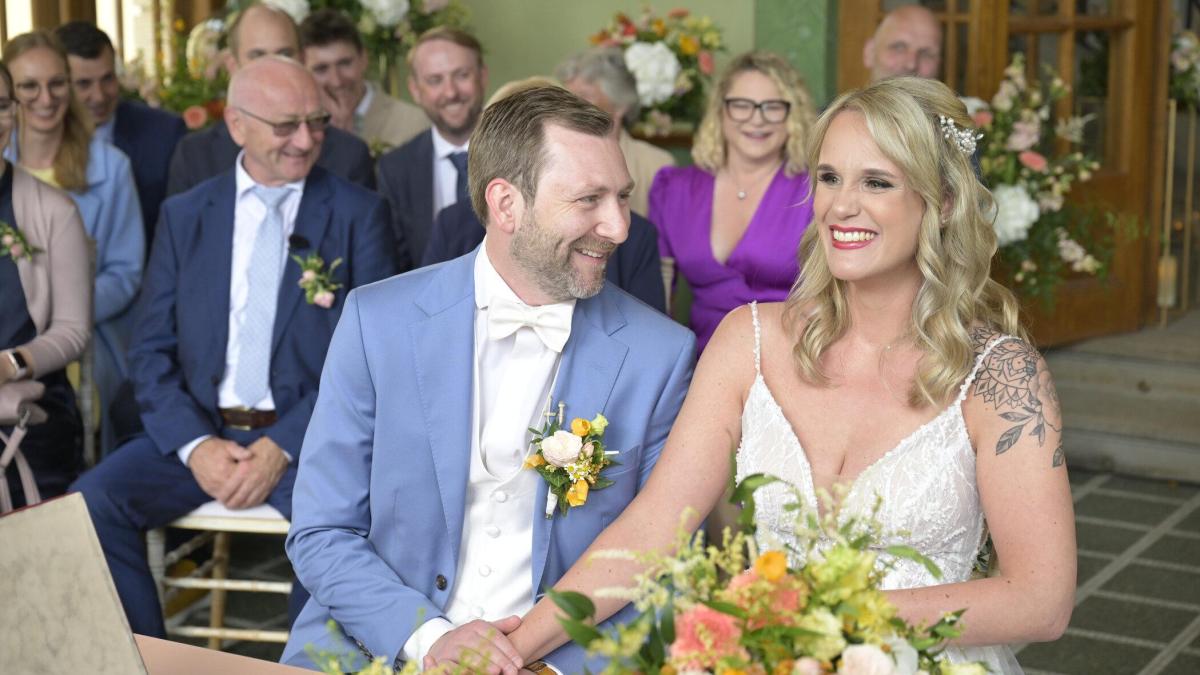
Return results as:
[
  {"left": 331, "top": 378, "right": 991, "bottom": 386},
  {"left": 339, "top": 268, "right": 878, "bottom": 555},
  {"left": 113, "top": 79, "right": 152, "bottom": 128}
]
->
[
  {"left": 623, "top": 41, "right": 681, "bottom": 107},
  {"left": 991, "top": 184, "right": 1040, "bottom": 246},
  {"left": 263, "top": 0, "right": 309, "bottom": 23},
  {"left": 361, "top": 0, "right": 410, "bottom": 27}
]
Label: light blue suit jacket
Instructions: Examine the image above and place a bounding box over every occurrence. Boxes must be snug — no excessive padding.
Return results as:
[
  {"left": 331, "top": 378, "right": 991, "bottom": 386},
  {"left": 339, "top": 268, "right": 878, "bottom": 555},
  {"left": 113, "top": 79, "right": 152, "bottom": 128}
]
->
[{"left": 282, "top": 250, "right": 696, "bottom": 672}]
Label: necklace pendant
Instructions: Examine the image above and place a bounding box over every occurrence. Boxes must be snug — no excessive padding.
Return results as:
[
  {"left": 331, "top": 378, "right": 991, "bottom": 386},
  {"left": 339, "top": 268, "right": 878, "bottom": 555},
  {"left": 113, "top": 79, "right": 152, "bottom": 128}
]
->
[{"left": 736, "top": 189, "right": 747, "bottom": 200}]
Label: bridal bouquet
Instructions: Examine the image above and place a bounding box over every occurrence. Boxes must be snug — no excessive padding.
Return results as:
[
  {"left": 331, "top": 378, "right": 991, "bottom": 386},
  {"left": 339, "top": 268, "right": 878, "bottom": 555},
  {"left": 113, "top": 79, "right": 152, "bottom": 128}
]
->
[
  {"left": 589, "top": 8, "right": 724, "bottom": 135},
  {"left": 548, "top": 476, "right": 984, "bottom": 675},
  {"left": 969, "top": 53, "right": 1111, "bottom": 304}
]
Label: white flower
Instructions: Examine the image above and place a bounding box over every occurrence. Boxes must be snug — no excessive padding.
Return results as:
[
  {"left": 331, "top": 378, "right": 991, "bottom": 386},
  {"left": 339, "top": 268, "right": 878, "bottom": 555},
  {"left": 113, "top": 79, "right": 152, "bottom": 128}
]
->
[
  {"left": 991, "top": 184, "right": 1040, "bottom": 246},
  {"left": 885, "top": 636, "right": 920, "bottom": 675},
  {"left": 361, "top": 0, "right": 409, "bottom": 27},
  {"left": 623, "top": 41, "right": 681, "bottom": 107},
  {"left": 991, "top": 81, "right": 1017, "bottom": 112},
  {"left": 840, "top": 644, "right": 899, "bottom": 675},
  {"left": 263, "top": 0, "right": 309, "bottom": 23},
  {"left": 959, "top": 96, "right": 988, "bottom": 116},
  {"left": 540, "top": 430, "right": 582, "bottom": 467}
]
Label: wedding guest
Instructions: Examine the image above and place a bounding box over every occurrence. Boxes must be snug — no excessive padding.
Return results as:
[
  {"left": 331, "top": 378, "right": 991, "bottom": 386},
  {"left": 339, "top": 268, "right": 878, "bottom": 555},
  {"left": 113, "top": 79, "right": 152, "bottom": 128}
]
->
[
  {"left": 56, "top": 21, "right": 187, "bottom": 251},
  {"left": 376, "top": 27, "right": 488, "bottom": 269},
  {"left": 300, "top": 8, "right": 428, "bottom": 152},
  {"left": 3, "top": 30, "right": 143, "bottom": 454},
  {"left": 281, "top": 85, "right": 694, "bottom": 674},
  {"left": 649, "top": 51, "right": 816, "bottom": 352},
  {"left": 71, "top": 56, "right": 395, "bottom": 637},
  {"left": 863, "top": 4, "right": 943, "bottom": 82},
  {"left": 555, "top": 47, "right": 674, "bottom": 216},
  {"left": 166, "top": 1, "right": 375, "bottom": 197},
  {"left": 422, "top": 77, "right": 666, "bottom": 312},
  {"left": 0, "top": 61, "right": 91, "bottom": 505}
]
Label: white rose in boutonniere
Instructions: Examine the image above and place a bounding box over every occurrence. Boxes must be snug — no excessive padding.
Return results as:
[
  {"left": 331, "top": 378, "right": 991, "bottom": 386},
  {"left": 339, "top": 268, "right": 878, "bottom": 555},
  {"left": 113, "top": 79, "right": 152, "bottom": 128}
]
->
[
  {"left": 525, "top": 406, "right": 621, "bottom": 517},
  {"left": 540, "top": 430, "right": 583, "bottom": 468}
]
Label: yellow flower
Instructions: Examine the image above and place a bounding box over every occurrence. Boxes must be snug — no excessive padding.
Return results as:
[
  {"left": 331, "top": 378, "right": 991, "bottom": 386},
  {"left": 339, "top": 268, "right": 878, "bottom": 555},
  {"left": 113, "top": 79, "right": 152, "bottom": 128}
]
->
[
  {"left": 566, "top": 479, "right": 589, "bottom": 507},
  {"left": 678, "top": 34, "right": 700, "bottom": 56},
  {"left": 571, "top": 417, "right": 591, "bottom": 436},
  {"left": 653, "top": 18, "right": 666, "bottom": 37},
  {"left": 754, "top": 550, "right": 788, "bottom": 582},
  {"left": 173, "top": 18, "right": 186, "bottom": 32},
  {"left": 720, "top": 669, "right": 747, "bottom": 675},
  {"left": 522, "top": 454, "right": 546, "bottom": 469},
  {"left": 590, "top": 413, "right": 609, "bottom": 435}
]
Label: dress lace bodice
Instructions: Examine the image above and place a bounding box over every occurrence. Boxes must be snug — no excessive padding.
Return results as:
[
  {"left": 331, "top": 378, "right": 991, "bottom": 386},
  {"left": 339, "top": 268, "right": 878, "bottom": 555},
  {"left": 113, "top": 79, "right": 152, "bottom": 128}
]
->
[{"left": 734, "top": 303, "right": 1024, "bottom": 674}]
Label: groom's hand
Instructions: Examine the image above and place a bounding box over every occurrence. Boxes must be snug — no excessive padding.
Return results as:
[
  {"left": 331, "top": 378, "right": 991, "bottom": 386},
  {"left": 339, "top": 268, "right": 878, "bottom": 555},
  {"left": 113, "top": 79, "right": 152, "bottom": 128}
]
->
[{"left": 423, "top": 616, "right": 524, "bottom": 675}]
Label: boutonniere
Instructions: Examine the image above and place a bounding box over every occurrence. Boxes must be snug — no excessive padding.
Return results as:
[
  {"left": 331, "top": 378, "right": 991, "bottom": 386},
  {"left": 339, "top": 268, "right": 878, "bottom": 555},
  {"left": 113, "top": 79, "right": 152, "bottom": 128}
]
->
[
  {"left": 1, "top": 221, "right": 41, "bottom": 261},
  {"left": 292, "top": 252, "right": 343, "bottom": 308},
  {"left": 524, "top": 403, "right": 619, "bottom": 518}
]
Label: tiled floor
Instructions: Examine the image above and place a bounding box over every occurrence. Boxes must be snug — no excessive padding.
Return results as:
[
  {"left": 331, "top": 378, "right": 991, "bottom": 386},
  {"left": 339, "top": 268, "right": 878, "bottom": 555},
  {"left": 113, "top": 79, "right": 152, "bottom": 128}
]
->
[{"left": 180, "top": 469, "right": 1200, "bottom": 674}]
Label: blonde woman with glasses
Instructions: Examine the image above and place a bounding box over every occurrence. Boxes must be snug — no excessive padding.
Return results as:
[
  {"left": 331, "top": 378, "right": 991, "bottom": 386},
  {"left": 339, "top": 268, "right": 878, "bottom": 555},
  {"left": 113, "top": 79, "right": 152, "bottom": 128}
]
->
[
  {"left": 649, "top": 51, "right": 817, "bottom": 352},
  {"left": 4, "top": 31, "right": 143, "bottom": 454},
  {"left": 507, "top": 77, "right": 1072, "bottom": 675}
]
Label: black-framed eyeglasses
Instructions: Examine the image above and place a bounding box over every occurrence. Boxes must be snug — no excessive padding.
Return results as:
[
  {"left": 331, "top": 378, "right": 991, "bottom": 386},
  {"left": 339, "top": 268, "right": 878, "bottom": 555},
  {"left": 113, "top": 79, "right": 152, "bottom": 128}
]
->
[
  {"left": 13, "top": 77, "right": 69, "bottom": 102},
  {"left": 0, "top": 98, "right": 15, "bottom": 117},
  {"left": 236, "top": 107, "right": 332, "bottom": 138},
  {"left": 724, "top": 97, "right": 791, "bottom": 123}
]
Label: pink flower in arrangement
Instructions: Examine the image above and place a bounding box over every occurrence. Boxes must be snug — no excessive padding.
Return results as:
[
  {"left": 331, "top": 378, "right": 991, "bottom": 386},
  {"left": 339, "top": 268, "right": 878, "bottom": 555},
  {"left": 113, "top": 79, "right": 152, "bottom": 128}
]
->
[
  {"left": 1005, "top": 119, "right": 1040, "bottom": 152},
  {"left": 670, "top": 604, "right": 746, "bottom": 670},
  {"left": 793, "top": 657, "right": 824, "bottom": 675},
  {"left": 1, "top": 234, "right": 13, "bottom": 247},
  {"left": 698, "top": 50, "right": 715, "bottom": 76},
  {"left": 9, "top": 243, "right": 23, "bottom": 258},
  {"left": 313, "top": 291, "right": 335, "bottom": 308},
  {"left": 1018, "top": 150, "right": 1049, "bottom": 172},
  {"left": 182, "top": 105, "right": 208, "bottom": 130},
  {"left": 301, "top": 269, "right": 318, "bottom": 283},
  {"left": 972, "top": 110, "right": 993, "bottom": 127},
  {"left": 668, "top": 8, "right": 690, "bottom": 19}
]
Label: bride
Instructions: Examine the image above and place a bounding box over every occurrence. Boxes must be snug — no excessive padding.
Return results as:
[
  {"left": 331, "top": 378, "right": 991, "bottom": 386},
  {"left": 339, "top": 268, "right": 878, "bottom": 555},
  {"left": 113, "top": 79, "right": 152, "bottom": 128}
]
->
[{"left": 501, "top": 77, "right": 1075, "bottom": 674}]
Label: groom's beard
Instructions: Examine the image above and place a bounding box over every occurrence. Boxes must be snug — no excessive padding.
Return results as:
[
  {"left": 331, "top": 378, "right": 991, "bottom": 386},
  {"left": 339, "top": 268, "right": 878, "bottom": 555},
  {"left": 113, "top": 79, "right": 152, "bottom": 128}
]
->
[{"left": 510, "top": 211, "right": 613, "bottom": 301}]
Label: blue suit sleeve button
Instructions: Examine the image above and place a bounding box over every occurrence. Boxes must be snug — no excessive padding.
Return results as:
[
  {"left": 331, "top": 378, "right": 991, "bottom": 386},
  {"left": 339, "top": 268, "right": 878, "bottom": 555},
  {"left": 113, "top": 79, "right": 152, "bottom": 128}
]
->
[{"left": 435, "top": 574, "right": 447, "bottom": 590}]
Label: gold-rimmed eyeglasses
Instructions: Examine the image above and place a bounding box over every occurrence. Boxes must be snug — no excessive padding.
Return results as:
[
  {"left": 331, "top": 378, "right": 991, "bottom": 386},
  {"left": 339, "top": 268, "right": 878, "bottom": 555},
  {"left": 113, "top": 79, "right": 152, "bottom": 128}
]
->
[{"left": 236, "top": 107, "right": 332, "bottom": 138}]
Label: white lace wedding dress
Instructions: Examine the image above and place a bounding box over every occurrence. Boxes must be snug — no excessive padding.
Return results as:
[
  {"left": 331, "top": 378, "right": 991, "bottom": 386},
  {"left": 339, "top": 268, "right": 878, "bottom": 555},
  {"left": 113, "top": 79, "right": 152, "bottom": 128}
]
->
[{"left": 735, "top": 303, "right": 1024, "bottom": 674}]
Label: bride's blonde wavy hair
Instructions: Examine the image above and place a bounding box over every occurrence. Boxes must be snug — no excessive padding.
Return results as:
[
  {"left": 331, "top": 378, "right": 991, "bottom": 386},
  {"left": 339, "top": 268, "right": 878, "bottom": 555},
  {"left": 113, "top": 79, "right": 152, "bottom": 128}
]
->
[{"left": 784, "top": 77, "right": 1026, "bottom": 408}]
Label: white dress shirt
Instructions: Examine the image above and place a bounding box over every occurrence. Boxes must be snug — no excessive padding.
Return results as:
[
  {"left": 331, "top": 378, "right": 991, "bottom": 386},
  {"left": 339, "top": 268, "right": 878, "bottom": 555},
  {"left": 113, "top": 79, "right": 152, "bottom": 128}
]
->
[
  {"left": 353, "top": 81, "right": 376, "bottom": 134},
  {"left": 430, "top": 127, "right": 468, "bottom": 217},
  {"left": 176, "top": 153, "right": 305, "bottom": 466},
  {"left": 402, "top": 244, "right": 574, "bottom": 672}
]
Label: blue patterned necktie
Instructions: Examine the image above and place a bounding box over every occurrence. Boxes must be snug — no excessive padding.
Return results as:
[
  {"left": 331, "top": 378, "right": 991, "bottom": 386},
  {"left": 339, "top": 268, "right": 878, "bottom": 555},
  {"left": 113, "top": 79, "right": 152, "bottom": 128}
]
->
[
  {"left": 448, "top": 151, "right": 469, "bottom": 204},
  {"left": 233, "top": 184, "right": 290, "bottom": 407}
]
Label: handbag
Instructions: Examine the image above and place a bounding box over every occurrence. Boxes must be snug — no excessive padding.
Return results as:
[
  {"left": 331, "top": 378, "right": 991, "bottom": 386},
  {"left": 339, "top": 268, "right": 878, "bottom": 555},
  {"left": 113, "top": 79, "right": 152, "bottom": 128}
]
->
[{"left": 0, "top": 380, "right": 47, "bottom": 513}]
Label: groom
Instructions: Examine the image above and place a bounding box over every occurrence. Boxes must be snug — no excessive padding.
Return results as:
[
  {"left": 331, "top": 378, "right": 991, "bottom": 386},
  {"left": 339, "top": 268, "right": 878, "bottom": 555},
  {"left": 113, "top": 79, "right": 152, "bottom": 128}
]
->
[{"left": 281, "top": 86, "right": 695, "bottom": 673}]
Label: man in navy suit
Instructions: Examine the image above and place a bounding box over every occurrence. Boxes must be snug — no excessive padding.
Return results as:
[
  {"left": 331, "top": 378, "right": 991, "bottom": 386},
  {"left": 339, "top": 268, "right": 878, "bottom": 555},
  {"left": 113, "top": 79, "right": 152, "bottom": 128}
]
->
[
  {"left": 57, "top": 21, "right": 188, "bottom": 252},
  {"left": 71, "top": 56, "right": 396, "bottom": 638},
  {"left": 424, "top": 199, "right": 666, "bottom": 313},
  {"left": 167, "top": 3, "right": 375, "bottom": 198},
  {"left": 376, "top": 27, "right": 488, "bottom": 271}
]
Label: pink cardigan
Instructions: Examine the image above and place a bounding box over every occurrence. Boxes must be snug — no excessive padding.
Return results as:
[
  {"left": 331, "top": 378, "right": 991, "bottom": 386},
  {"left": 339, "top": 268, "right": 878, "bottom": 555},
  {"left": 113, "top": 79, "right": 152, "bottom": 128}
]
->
[{"left": 11, "top": 165, "right": 92, "bottom": 377}]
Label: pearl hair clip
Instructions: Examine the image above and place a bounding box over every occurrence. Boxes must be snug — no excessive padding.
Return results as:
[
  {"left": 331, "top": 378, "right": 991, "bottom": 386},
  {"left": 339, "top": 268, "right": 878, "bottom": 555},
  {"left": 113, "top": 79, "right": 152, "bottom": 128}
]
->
[{"left": 938, "top": 114, "right": 983, "bottom": 155}]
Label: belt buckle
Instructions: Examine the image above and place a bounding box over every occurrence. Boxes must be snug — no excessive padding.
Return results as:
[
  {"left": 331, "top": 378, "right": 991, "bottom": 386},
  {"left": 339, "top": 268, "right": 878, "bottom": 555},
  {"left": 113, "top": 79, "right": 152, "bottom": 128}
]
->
[{"left": 225, "top": 405, "right": 255, "bottom": 431}]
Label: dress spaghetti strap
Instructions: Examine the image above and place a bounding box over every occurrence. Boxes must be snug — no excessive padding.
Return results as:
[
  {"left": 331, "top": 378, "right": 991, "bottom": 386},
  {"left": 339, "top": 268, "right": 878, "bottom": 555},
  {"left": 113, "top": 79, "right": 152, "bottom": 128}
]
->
[
  {"left": 955, "top": 334, "right": 1018, "bottom": 405},
  {"left": 749, "top": 302, "right": 762, "bottom": 375}
]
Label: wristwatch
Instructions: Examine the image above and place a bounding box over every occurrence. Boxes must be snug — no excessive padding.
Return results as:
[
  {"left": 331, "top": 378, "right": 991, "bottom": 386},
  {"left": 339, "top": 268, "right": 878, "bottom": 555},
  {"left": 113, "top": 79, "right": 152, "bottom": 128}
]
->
[
  {"left": 526, "top": 660, "right": 554, "bottom": 674},
  {"left": 2, "top": 349, "right": 27, "bottom": 380}
]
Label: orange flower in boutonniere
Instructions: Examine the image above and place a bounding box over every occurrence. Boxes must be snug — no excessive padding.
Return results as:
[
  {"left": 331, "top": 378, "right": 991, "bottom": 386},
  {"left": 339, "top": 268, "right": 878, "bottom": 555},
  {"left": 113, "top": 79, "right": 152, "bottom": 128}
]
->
[{"left": 525, "top": 408, "right": 617, "bottom": 518}]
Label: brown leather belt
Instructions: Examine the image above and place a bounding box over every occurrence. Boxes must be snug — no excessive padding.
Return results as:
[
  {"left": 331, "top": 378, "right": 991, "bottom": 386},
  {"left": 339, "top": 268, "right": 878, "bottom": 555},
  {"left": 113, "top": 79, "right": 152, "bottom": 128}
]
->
[{"left": 219, "top": 407, "right": 278, "bottom": 431}]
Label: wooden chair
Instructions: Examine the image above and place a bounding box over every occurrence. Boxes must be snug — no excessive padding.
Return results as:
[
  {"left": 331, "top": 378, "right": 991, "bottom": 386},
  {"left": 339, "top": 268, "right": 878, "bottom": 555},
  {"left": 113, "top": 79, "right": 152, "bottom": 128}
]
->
[{"left": 146, "top": 501, "right": 292, "bottom": 649}]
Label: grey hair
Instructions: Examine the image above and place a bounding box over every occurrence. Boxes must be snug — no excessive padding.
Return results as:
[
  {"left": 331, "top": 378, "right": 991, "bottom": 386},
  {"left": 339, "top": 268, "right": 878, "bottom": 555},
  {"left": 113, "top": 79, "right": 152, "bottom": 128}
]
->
[{"left": 555, "top": 46, "right": 640, "bottom": 126}]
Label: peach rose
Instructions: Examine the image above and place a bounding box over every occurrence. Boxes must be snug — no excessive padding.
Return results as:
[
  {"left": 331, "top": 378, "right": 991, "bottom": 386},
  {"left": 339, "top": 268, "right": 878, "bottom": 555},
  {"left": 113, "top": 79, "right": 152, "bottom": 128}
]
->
[
  {"left": 313, "top": 290, "right": 335, "bottom": 308},
  {"left": 670, "top": 604, "right": 746, "bottom": 670},
  {"left": 972, "top": 110, "right": 993, "bottom": 127},
  {"left": 182, "top": 105, "right": 208, "bottom": 130},
  {"left": 698, "top": 50, "right": 715, "bottom": 76},
  {"left": 1018, "top": 150, "right": 1048, "bottom": 172}
]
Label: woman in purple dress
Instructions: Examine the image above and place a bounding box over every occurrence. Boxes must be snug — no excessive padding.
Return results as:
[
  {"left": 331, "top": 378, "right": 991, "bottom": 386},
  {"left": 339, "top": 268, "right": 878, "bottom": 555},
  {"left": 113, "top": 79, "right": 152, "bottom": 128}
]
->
[{"left": 650, "top": 51, "right": 817, "bottom": 352}]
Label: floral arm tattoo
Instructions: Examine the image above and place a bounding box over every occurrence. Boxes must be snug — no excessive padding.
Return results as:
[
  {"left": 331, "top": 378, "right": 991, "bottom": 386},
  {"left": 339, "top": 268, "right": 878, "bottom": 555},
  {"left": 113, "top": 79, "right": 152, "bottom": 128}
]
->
[{"left": 969, "top": 329, "right": 1065, "bottom": 468}]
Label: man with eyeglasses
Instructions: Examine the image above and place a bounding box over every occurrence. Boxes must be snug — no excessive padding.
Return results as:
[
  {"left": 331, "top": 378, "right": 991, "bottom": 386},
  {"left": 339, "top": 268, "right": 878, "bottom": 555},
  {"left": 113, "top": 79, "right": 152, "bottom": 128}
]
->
[
  {"left": 71, "top": 55, "right": 396, "bottom": 639},
  {"left": 165, "top": 2, "right": 375, "bottom": 199},
  {"left": 56, "top": 21, "right": 187, "bottom": 253}
]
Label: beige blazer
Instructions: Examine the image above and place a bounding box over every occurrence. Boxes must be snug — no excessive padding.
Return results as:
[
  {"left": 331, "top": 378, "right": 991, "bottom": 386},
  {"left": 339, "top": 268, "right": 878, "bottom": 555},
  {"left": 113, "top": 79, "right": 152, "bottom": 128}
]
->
[
  {"left": 11, "top": 166, "right": 92, "bottom": 377},
  {"left": 361, "top": 89, "right": 431, "bottom": 153},
  {"left": 619, "top": 129, "right": 675, "bottom": 216}
]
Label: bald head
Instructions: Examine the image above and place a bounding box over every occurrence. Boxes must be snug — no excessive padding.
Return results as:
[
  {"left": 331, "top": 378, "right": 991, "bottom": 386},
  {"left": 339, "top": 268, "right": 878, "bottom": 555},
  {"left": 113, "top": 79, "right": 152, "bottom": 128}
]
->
[
  {"left": 226, "top": 3, "right": 300, "bottom": 71},
  {"left": 863, "top": 4, "right": 942, "bottom": 82},
  {"left": 226, "top": 56, "right": 325, "bottom": 186}
]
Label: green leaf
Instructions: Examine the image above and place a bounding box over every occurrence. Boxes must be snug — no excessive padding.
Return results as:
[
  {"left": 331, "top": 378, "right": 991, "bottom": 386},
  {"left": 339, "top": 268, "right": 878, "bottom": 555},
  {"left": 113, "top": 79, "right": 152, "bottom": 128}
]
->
[
  {"left": 701, "top": 599, "right": 747, "bottom": 619},
  {"left": 886, "top": 545, "right": 943, "bottom": 580},
  {"left": 560, "top": 619, "right": 604, "bottom": 648},
  {"left": 547, "top": 589, "right": 596, "bottom": 621},
  {"left": 660, "top": 601, "right": 675, "bottom": 645},
  {"left": 731, "top": 473, "right": 780, "bottom": 531}
]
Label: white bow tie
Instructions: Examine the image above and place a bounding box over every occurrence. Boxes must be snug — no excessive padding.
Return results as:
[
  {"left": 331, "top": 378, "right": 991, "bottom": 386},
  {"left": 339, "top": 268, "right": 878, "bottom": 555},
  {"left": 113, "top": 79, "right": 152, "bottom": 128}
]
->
[{"left": 487, "top": 297, "right": 573, "bottom": 352}]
